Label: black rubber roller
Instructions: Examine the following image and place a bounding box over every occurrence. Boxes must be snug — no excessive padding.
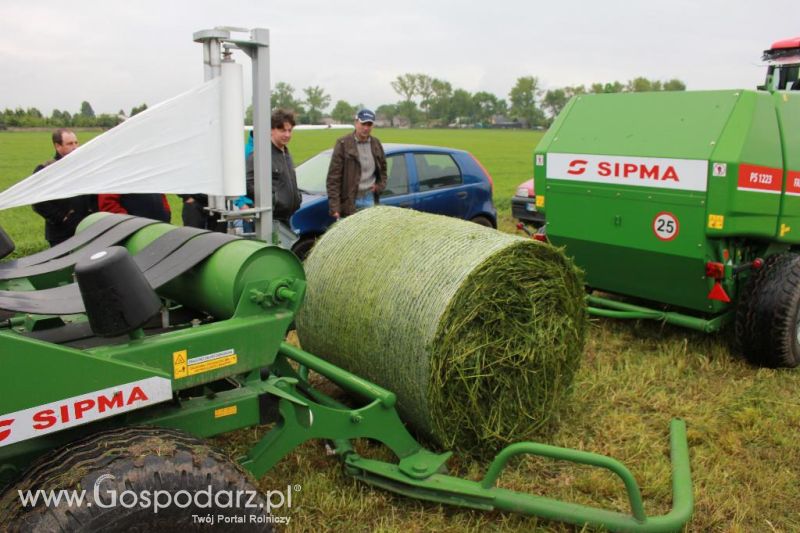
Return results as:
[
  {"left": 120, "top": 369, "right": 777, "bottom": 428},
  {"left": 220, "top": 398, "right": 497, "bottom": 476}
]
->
[
  {"left": 75, "top": 246, "right": 161, "bottom": 337},
  {"left": 0, "top": 225, "right": 15, "bottom": 260}
]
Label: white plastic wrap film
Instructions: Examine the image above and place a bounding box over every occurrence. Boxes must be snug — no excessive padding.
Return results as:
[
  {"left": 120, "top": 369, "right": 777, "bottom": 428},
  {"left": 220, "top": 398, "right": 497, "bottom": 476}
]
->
[
  {"left": 0, "top": 78, "right": 229, "bottom": 209},
  {"left": 220, "top": 61, "right": 246, "bottom": 197}
]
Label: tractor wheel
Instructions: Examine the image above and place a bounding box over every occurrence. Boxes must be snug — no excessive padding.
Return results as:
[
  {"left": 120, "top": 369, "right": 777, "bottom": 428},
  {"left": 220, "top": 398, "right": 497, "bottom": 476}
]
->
[
  {"left": 0, "top": 427, "right": 272, "bottom": 532},
  {"left": 734, "top": 253, "right": 800, "bottom": 368},
  {"left": 291, "top": 235, "right": 318, "bottom": 261},
  {"left": 470, "top": 215, "right": 494, "bottom": 228}
]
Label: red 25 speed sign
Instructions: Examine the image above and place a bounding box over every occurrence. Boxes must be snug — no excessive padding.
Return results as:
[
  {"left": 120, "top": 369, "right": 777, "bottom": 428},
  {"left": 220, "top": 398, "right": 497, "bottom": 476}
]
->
[{"left": 653, "top": 212, "right": 679, "bottom": 241}]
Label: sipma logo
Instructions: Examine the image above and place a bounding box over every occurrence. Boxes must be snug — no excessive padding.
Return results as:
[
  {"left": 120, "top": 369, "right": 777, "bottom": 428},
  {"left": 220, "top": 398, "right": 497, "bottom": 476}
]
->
[
  {"left": 0, "top": 418, "right": 13, "bottom": 442},
  {"left": 567, "top": 160, "right": 588, "bottom": 175},
  {"left": 0, "top": 377, "right": 172, "bottom": 448},
  {"left": 548, "top": 153, "right": 709, "bottom": 192},
  {"left": 568, "top": 158, "right": 679, "bottom": 181}
]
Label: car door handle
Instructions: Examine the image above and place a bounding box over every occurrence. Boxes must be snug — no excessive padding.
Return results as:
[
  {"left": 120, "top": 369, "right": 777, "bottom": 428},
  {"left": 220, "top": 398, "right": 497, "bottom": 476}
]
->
[{"left": 456, "top": 191, "right": 468, "bottom": 199}]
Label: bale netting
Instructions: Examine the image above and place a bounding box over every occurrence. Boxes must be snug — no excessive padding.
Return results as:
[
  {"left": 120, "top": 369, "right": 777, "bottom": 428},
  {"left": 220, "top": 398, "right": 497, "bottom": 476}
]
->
[{"left": 296, "top": 206, "right": 586, "bottom": 456}]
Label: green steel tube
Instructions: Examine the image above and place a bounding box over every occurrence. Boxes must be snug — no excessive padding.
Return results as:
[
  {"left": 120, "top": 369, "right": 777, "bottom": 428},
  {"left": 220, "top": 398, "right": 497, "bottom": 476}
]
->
[
  {"left": 587, "top": 295, "right": 725, "bottom": 332},
  {"left": 278, "top": 342, "right": 396, "bottom": 408},
  {"left": 587, "top": 308, "right": 663, "bottom": 320},
  {"left": 481, "top": 439, "right": 647, "bottom": 521},
  {"left": 346, "top": 418, "right": 692, "bottom": 531},
  {"left": 487, "top": 418, "right": 693, "bottom": 532}
]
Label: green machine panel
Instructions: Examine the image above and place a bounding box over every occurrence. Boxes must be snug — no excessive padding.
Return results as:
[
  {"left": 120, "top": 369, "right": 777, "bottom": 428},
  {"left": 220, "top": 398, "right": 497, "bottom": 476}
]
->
[
  {"left": 774, "top": 90, "right": 800, "bottom": 243},
  {"left": 535, "top": 90, "right": 792, "bottom": 313}
]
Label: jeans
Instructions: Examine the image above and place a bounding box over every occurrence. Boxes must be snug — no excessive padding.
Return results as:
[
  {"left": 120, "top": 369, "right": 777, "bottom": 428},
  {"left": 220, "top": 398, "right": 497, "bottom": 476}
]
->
[{"left": 355, "top": 192, "right": 375, "bottom": 210}]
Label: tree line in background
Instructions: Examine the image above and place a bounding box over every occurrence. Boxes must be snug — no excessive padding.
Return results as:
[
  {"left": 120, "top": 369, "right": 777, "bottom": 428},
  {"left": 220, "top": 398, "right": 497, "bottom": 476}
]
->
[
  {"left": 383, "top": 74, "right": 685, "bottom": 128},
  {"left": 0, "top": 101, "right": 148, "bottom": 129},
  {"left": 1, "top": 74, "right": 685, "bottom": 130},
  {"left": 248, "top": 75, "right": 685, "bottom": 129}
]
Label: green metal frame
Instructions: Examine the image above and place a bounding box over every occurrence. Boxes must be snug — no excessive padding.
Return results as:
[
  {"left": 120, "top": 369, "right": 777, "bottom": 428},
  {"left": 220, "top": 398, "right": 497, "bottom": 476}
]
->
[
  {"left": 587, "top": 294, "right": 734, "bottom": 333},
  {"left": 0, "top": 221, "right": 695, "bottom": 531},
  {"left": 0, "top": 332, "right": 695, "bottom": 531},
  {"left": 257, "top": 343, "right": 693, "bottom": 533}
]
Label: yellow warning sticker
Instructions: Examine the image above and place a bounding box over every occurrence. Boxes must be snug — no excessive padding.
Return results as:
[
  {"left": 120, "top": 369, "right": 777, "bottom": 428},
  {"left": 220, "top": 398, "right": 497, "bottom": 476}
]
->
[
  {"left": 173, "top": 350, "right": 188, "bottom": 379},
  {"left": 708, "top": 214, "right": 725, "bottom": 230},
  {"left": 214, "top": 405, "right": 238, "bottom": 418},
  {"left": 535, "top": 195, "right": 545, "bottom": 208},
  {"left": 173, "top": 348, "right": 237, "bottom": 379},
  {"left": 187, "top": 349, "right": 238, "bottom": 376}
]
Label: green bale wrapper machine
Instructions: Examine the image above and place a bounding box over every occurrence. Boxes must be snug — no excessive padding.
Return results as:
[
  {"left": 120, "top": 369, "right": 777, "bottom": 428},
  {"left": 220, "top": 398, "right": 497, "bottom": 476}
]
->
[
  {"left": 533, "top": 36, "right": 800, "bottom": 367},
  {"left": 0, "top": 213, "right": 692, "bottom": 531}
]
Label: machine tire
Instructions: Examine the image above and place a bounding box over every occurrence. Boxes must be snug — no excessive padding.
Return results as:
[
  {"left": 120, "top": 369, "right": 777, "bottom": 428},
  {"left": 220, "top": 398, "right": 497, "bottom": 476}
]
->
[
  {"left": 0, "top": 427, "right": 272, "bottom": 532},
  {"left": 469, "top": 215, "right": 494, "bottom": 228},
  {"left": 734, "top": 253, "right": 800, "bottom": 368},
  {"left": 291, "top": 235, "right": 318, "bottom": 261}
]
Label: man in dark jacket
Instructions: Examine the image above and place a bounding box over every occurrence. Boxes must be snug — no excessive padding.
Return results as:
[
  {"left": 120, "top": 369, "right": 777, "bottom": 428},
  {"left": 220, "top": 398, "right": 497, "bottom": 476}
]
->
[
  {"left": 177, "top": 193, "right": 224, "bottom": 231},
  {"left": 245, "top": 108, "right": 302, "bottom": 223},
  {"left": 32, "top": 129, "right": 97, "bottom": 247},
  {"left": 179, "top": 193, "right": 209, "bottom": 228},
  {"left": 326, "top": 109, "right": 387, "bottom": 219}
]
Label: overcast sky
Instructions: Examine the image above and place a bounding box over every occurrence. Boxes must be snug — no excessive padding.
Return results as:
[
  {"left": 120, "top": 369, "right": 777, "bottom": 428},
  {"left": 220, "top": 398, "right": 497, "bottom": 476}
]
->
[{"left": 1, "top": 0, "right": 797, "bottom": 116}]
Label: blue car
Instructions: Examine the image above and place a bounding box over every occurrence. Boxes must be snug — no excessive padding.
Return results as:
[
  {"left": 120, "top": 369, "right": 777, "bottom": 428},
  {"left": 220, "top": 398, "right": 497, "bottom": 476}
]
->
[{"left": 289, "top": 144, "right": 497, "bottom": 259}]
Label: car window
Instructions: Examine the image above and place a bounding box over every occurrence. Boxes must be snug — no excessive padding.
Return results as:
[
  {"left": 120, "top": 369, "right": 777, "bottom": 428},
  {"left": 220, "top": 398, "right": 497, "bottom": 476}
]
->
[
  {"left": 414, "top": 153, "right": 462, "bottom": 192},
  {"left": 295, "top": 151, "right": 332, "bottom": 194},
  {"left": 382, "top": 155, "right": 409, "bottom": 197}
]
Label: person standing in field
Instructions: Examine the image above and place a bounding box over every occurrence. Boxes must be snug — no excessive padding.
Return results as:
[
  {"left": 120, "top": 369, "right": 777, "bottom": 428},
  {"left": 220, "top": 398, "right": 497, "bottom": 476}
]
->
[
  {"left": 326, "top": 108, "right": 387, "bottom": 220},
  {"left": 244, "top": 108, "right": 302, "bottom": 225},
  {"left": 32, "top": 128, "right": 98, "bottom": 247},
  {"left": 178, "top": 193, "right": 224, "bottom": 231}
]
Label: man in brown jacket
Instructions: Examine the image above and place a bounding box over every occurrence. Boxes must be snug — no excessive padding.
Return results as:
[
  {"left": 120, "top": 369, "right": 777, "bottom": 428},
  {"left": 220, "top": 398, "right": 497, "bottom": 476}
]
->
[{"left": 326, "top": 109, "right": 387, "bottom": 219}]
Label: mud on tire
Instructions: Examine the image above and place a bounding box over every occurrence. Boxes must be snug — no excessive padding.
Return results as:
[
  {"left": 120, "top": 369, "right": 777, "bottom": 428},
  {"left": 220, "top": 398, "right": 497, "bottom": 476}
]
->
[{"left": 0, "top": 427, "right": 272, "bottom": 532}]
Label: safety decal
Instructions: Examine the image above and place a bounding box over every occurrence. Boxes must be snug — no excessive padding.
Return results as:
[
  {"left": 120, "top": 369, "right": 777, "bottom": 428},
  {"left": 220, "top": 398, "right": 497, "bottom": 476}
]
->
[
  {"left": 708, "top": 214, "right": 725, "bottom": 230},
  {"left": 653, "top": 212, "right": 679, "bottom": 241},
  {"left": 173, "top": 350, "right": 188, "bottom": 378},
  {"left": 214, "top": 405, "right": 238, "bottom": 419},
  {"left": 187, "top": 348, "right": 238, "bottom": 376},
  {"left": 174, "top": 348, "right": 238, "bottom": 378}
]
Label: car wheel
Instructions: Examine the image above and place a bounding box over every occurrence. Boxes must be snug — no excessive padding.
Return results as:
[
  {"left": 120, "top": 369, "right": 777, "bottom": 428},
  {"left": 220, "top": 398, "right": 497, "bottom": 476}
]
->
[
  {"left": 469, "top": 216, "right": 494, "bottom": 228},
  {"left": 291, "top": 235, "right": 318, "bottom": 261}
]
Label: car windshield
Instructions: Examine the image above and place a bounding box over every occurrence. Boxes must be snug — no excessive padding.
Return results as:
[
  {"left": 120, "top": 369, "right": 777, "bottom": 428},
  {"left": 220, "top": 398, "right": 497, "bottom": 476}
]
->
[{"left": 295, "top": 151, "right": 332, "bottom": 194}]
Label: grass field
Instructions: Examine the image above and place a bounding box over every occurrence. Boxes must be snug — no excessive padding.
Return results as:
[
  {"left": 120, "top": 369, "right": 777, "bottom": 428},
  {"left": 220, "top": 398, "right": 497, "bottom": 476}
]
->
[{"left": 1, "top": 129, "right": 799, "bottom": 532}]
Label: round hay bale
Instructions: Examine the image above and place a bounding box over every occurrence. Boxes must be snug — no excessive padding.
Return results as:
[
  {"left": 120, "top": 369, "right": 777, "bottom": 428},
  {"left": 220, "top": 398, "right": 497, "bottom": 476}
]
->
[{"left": 296, "top": 207, "right": 585, "bottom": 455}]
